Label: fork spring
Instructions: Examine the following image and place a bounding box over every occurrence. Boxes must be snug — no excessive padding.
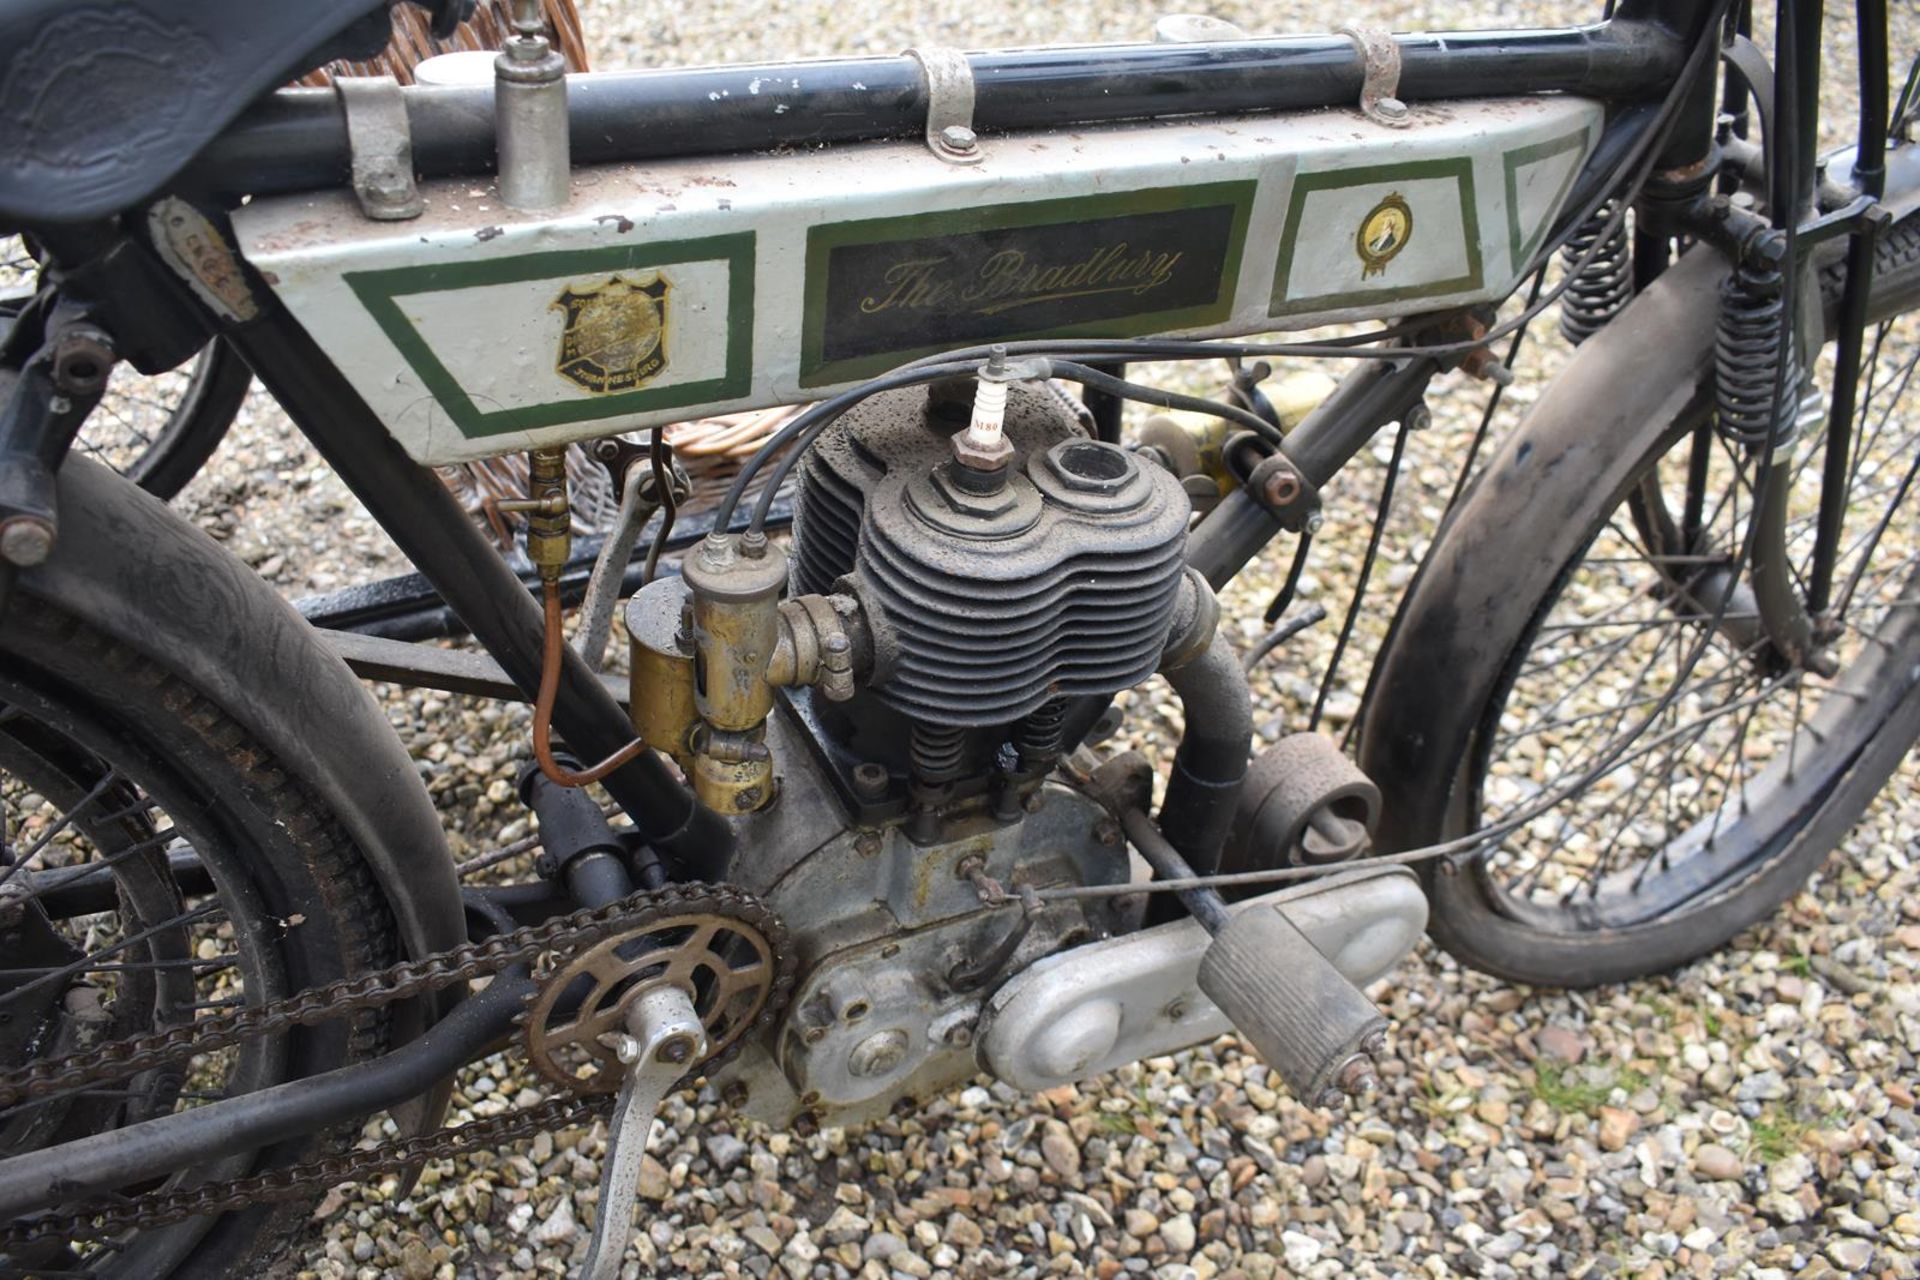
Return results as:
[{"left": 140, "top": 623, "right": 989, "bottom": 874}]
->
[
  {"left": 1557, "top": 203, "right": 1634, "bottom": 345},
  {"left": 1715, "top": 257, "right": 1800, "bottom": 449}
]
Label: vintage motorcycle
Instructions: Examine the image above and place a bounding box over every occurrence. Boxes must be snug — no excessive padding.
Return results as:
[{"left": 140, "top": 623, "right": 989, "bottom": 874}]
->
[{"left": 1, "top": 0, "right": 1916, "bottom": 1274}]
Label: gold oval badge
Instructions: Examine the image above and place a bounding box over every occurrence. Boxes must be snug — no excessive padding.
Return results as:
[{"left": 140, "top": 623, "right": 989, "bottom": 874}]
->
[{"left": 1356, "top": 193, "right": 1413, "bottom": 279}]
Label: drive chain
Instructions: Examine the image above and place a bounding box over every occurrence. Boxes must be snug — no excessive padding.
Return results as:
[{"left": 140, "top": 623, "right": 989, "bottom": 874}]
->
[{"left": 0, "top": 881, "right": 792, "bottom": 1251}]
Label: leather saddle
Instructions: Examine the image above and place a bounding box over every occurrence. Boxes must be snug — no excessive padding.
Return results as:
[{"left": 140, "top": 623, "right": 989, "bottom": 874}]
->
[{"left": 0, "top": 0, "right": 446, "bottom": 225}]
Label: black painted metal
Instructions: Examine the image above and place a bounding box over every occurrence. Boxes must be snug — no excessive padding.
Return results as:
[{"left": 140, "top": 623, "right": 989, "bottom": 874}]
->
[
  {"left": 1082, "top": 363, "right": 1127, "bottom": 446},
  {"left": 1615, "top": 0, "right": 1723, "bottom": 175},
  {"left": 1158, "top": 635, "right": 1253, "bottom": 880},
  {"left": 1186, "top": 359, "right": 1435, "bottom": 591},
  {"left": 1809, "top": 0, "right": 1892, "bottom": 613},
  {"left": 321, "top": 629, "right": 628, "bottom": 703},
  {"left": 293, "top": 495, "right": 791, "bottom": 641},
  {"left": 218, "top": 304, "right": 733, "bottom": 879},
  {"left": 0, "top": 974, "right": 531, "bottom": 1221},
  {"left": 187, "top": 22, "right": 1684, "bottom": 201}
]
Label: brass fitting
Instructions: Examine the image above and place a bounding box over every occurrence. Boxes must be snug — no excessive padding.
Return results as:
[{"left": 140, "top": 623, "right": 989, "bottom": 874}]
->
[
  {"left": 688, "top": 724, "right": 774, "bottom": 814},
  {"left": 679, "top": 532, "right": 789, "bottom": 814},
  {"left": 766, "top": 593, "right": 866, "bottom": 701},
  {"left": 625, "top": 576, "right": 699, "bottom": 773},
  {"left": 497, "top": 447, "right": 572, "bottom": 581}
]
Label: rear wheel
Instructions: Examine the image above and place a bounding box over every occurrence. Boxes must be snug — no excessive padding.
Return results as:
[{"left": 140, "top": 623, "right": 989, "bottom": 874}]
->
[
  {"left": 0, "top": 600, "right": 397, "bottom": 1275},
  {"left": 1364, "top": 228, "right": 1920, "bottom": 987}
]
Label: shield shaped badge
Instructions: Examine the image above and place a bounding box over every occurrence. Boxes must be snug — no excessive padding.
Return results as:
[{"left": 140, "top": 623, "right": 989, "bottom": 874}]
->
[{"left": 551, "top": 273, "right": 670, "bottom": 394}]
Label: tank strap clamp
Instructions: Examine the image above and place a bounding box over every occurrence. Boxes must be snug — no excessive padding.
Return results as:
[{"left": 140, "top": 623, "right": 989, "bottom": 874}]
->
[
  {"left": 1334, "top": 25, "right": 1411, "bottom": 128},
  {"left": 336, "top": 75, "right": 426, "bottom": 221},
  {"left": 904, "top": 47, "right": 984, "bottom": 166}
]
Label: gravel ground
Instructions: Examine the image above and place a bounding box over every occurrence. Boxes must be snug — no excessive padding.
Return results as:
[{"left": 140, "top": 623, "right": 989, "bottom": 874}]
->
[{"left": 141, "top": 3, "right": 1920, "bottom": 1277}]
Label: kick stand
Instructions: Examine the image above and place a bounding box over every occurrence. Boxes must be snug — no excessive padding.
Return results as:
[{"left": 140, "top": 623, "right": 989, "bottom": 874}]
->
[{"left": 576, "top": 987, "right": 706, "bottom": 1280}]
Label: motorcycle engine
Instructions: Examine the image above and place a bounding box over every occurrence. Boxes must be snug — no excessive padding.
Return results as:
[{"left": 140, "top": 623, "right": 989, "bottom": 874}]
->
[{"left": 637, "top": 378, "right": 1201, "bottom": 1125}]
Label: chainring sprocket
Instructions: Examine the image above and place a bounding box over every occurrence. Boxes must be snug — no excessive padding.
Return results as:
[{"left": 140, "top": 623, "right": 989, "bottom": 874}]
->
[{"left": 523, "top": 883, "right": 789, "bottom": 1093}]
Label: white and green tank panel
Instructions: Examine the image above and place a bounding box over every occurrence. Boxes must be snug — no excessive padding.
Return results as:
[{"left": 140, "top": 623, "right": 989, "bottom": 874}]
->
[{"left": 236, "top": 95, "right": 1600, "bottom": 465}]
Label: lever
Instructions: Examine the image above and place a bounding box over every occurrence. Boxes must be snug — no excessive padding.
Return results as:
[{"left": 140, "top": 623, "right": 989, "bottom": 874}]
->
[{"left": 577, "top": 986, "right": 706, "bottom": 1280}]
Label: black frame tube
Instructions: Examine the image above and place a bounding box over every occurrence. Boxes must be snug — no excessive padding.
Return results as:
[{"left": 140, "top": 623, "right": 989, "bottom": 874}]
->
[
  {"left": 219, "top": 304, "right": 733, "bottom": 880},
  {"left": 1185, "top": 358, "right": 1436, "bottom": 590},
  {"left": 0, "top": 975, "right": 531, "bottom": 1220},
  {"left": 187, "top": 22, "right": 1687, "bottom": 202},
  {"left": 1808, "top": 0, "right": 1892, "bottom": 613}
]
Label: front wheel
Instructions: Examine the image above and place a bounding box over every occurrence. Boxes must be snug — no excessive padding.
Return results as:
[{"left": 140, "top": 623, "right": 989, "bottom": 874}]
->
[
  {"left": 0, "top": 597, "right": 400, "bottom": 1275},
  {"left": 1361, "top": 236, "right": 1920, "bottom": 987}
]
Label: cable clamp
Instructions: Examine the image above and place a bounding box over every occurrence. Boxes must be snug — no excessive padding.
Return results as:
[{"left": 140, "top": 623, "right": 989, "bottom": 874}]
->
[
  {"left": 904, "top": 46, "right": 984, "bottom": 165},
  {"left": 336, "top": 76, "right": 425, "bottom": 220},
  {"left": 1334, "top": 25, "right": 1411, "bottom": 128}
]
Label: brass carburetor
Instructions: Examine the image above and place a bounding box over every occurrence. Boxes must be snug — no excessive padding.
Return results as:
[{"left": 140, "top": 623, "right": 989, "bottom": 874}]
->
[{"left": 626, "top": 532, "right": 858, "bottom": 815}]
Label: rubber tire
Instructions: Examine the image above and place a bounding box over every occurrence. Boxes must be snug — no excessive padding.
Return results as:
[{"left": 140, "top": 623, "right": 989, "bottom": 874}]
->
[
  {"left": 1360, "top": 229, "right": 1920, "bottom": 988},
  {"left": 0, "top": 598, "right": 398, "bottom": 1277}
]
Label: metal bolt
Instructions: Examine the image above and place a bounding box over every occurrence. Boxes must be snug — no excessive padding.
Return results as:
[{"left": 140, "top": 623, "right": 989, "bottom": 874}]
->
[
  {"left": 848, "top": 1028, "right": 911, "bottom": 1079},
  {"left": 1303, "top": 510, "right": 1326, "bottom": 536},
  {"left": 851, "top": 764, "right": 890, "bottom": 803},
  {"left": 1262, "top": 469, "right": 1302, "bottom": 507},
  {"left": 853, "top": 831, "right": 884, "bottom": 858},
  {"left": 1335, "top": 1053, "right": 1380, "bottom": 1097},
  {"left": 1165, "top": 998, "right": 1189, "bottom": 1022},
  {"left": 612, "top": 1034, "right": 642, "bottom": 1065},
  {"left": 944, "top": 1021, "right": 975, "bottom": 1048},
  {"left": 0, "top": 517, "right": 55, "bottom": 567},
  {"left": 1092, "top": 818, "right": 1123, "bottom": 847},
  {"left": 1403, "top": 402, "right": 1433, "bottom": 432},
  {"left": 722, "top": 1080, "right": 750, "bottom": 1109},
  {"left": 938, "top": 124, "right": 978, "bottom": 154},
  {"left": 1375, "top": 97, "right": 1409, "bottom": 121},
  {"left": 656, "top": 1033, "right": 696, "bottom": 1065}
]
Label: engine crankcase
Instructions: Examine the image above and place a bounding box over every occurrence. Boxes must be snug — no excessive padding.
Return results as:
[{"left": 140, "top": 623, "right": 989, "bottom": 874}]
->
[{"left": 707, "top": 707, "right": 1135, "bottom": 1128}]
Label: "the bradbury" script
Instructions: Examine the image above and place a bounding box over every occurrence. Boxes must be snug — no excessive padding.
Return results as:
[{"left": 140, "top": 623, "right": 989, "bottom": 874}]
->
[{"left": 857, "top": 243, "right": 1186, "bottom": 318}]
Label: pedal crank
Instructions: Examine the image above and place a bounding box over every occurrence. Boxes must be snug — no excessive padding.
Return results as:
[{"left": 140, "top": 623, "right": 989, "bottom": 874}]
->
[{"left": 579, "top": 986, "right": 707, "bottom": 1280}]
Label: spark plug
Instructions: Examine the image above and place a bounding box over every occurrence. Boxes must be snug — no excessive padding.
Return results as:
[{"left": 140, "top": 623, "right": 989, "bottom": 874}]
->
[{"left": 949, "top": 345, "right": 1017, "bottom": 489}]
